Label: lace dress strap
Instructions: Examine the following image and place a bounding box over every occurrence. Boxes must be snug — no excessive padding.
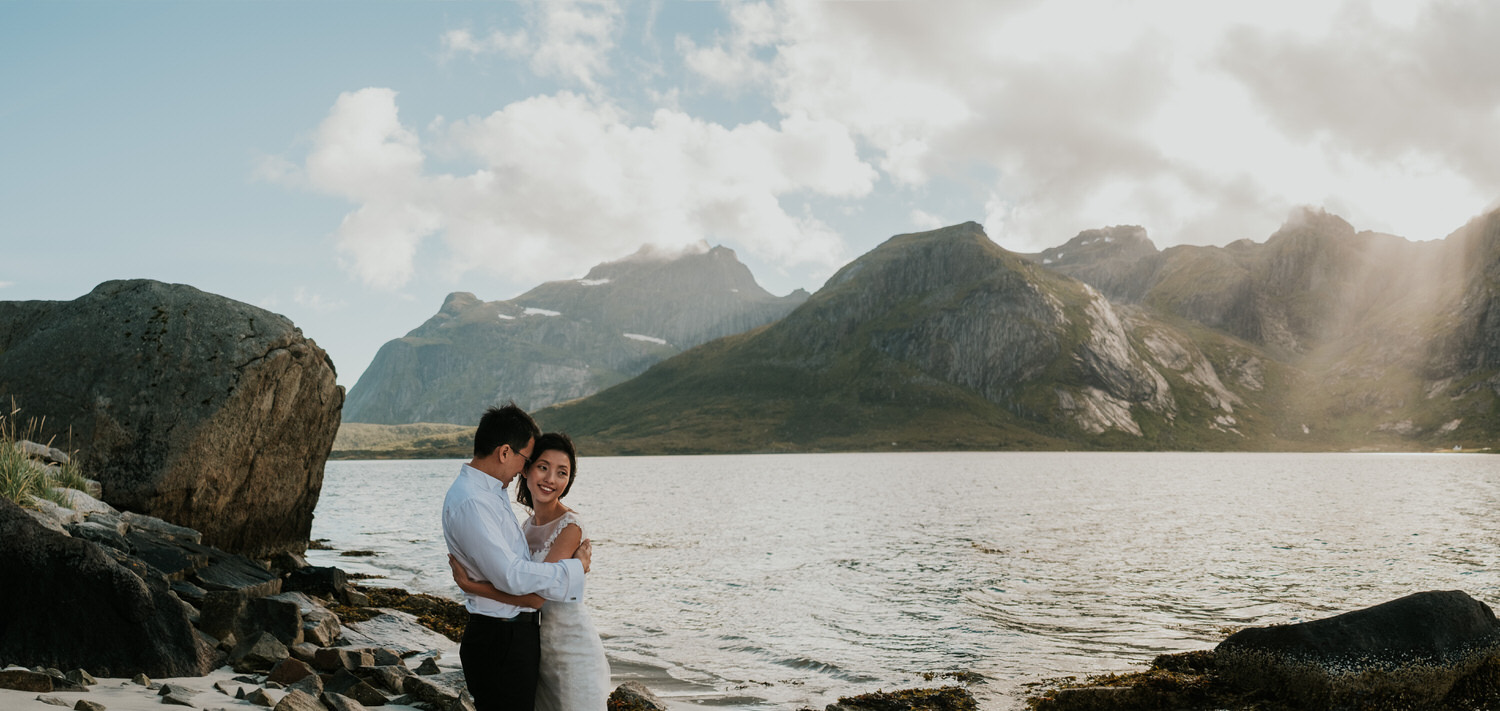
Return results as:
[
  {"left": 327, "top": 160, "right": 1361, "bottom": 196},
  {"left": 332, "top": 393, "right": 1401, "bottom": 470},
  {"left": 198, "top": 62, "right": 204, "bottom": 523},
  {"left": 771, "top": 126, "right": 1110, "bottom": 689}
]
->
[{"left": 540, "top": 511, "right": 583, "bottom": 555}]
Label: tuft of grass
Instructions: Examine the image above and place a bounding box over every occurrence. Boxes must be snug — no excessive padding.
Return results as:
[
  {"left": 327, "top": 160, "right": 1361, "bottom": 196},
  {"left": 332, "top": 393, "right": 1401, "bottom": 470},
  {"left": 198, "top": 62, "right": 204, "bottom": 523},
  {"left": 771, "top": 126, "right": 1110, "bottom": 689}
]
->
[
  {"left": 51, "top": 457, "right": 92, "bottom": 492},
  {"left": 0, "top": 408, "right": 49, "bottom": 509},
  {"left": 0, "top": 406, "right": 89, "bottom": 510},
  {"left": 0, "top": 441, "right": 47, "bottom": 508}
]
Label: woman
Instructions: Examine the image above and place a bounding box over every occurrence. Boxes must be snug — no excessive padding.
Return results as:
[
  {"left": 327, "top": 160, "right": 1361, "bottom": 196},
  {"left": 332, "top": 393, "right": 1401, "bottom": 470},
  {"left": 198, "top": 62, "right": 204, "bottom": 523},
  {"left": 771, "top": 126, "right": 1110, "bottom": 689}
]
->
[{"left": 448, "top": 432, "right": 612, "bottom": 711}]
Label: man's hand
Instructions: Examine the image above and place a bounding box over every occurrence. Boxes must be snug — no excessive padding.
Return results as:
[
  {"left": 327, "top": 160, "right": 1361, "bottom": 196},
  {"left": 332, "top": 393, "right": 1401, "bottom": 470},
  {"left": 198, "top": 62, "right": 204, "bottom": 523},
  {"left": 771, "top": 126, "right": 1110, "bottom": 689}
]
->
[{"left": 572, "top": 538, "right": 592, "bottom": 573}]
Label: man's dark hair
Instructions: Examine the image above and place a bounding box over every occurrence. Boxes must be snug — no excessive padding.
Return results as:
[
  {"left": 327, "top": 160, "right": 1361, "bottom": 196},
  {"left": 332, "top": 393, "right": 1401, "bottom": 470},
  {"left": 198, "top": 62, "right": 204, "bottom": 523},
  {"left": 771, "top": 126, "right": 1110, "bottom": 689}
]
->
[
  {"left": 516, "top": 432, "right": 578, "bottom": 509},
  {"left": 473, "top": 403, "right": 541, "bottom": 459}
]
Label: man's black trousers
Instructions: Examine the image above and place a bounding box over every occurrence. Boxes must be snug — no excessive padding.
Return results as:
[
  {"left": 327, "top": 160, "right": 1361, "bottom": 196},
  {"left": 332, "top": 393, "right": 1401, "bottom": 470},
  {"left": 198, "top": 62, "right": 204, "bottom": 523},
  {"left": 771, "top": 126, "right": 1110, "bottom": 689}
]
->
[{"left": 460, "top": 611, "right": 541, "bottom": 711}]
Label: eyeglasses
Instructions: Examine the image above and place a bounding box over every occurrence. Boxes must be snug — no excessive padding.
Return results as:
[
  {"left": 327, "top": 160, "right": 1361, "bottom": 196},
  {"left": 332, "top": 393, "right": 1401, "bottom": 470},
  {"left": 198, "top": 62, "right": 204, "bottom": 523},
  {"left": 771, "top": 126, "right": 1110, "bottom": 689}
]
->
[{"left": 515, "top": 448, "right": 534, "bottom": 468}]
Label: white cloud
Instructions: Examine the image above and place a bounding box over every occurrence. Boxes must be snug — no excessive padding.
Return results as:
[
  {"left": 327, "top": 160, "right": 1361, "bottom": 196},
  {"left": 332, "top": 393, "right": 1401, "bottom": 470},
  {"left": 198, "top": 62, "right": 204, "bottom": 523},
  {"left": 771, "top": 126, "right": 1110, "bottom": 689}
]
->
[
  {"left": 296, "top": 88, "right": 440, "bottom": 288},
  {"left": 686, "top": 0, "right": 1500, "bottom": 246},
  {"left": 0, "top": 281, "right": 13, "bottom": 289},
  {"left": 442, "top": 28, "right": 529, "bottom": 57},
  {"left": 286, "top": 89, "right": 875, "bottom": 288},
  {"left": 677, "top": 2, "right": 778, "bottom": 91},
  {"left": 443, "top": 0, "right": 622, "bottom": 91}
]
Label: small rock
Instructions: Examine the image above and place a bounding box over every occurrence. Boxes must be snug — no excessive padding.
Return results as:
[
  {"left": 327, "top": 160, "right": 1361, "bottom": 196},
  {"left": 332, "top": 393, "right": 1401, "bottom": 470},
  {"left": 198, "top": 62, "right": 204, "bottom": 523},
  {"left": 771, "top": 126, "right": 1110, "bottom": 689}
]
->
[
  {"left": 825, "top": 686, "right": 978, "bottom": 711},
  {"left": 368, "top": 649, "right": 402, "bottom": 668},
  {"left": 413, "top": 658, "right": 441, "bottom": 676},
  {"left": 608, "top": 681, "right": 668, "bottom": 711},
  {"left": 120, "top": 511, "right": 202, "bottom": 544},
  {"left": 268, "top": 658, "right": 317, "bottom": 685},
  {"left": 36, "top": 695, "right": 70, "bottom": 707},
  {"left": 272, "top": 688, "right": 327, "bottom": 711},
  {"left": 64, "top": 669, "right": 97, "bottom": 687},
  {"left": 342, "top": 682, "right": 386, "bottom": 707},
  {"left": 287, "top": 674, "right": 324, "bottom": 698},
  {"left": 213, "top": 681, "right": 238, "bottom": 696},
  {"left": 289, "top": 643, "right": 320, "bottom": 665},
  {"left": 170, "top": 580, "right": 209, "bottom": 606},
  {"left": 160, "top": 691, "right": 197, "bottom": 707},
  {"left": 240, "top": 595, "right": 305, "bottom": 647},
  {"left": 246, "top": 688, "right": 283, "bottom": 707},
  {"left": 64, "top": 520, "right": 132, "bottom": 552},
  {"left": 363, "top": 666, "right": 413, "bottom": 695},
  {"left": 0, "top": 669, "right": 55, "bottom": 692},
  {"left": 75, "top": 700, "right": 106, "bottom": 711},
  {"left": 132, "top": 674, "right": 152, "bottom": 687},
  {"left": 231, "top": 631, "right": 291, "bottom": 673},
  {"left": 282, "top": 567, "right": 347, "bottom": 600},
  {"left": 266, "top": 681, "right": 285, "bottom": 690},
  {"left": 312, "top": 648, "right": 372, "bottom": 674},
  {"left": 268, "top": 551, "right": 309, "bottom": 576},
  {"left": 158, "top": 683, "right": 199, "bottom": 697},
  {"left": 402, "top": 672, "right": 464, "bottom": 707},
  {"left": 232, "top": 675, "right": 262, "bottom": 685},
  {"left": 320, "top": 692, "right": 367, "bottom": 711},
  {"left": 48, "top": 677, "right": 88, "bottom": 692}
]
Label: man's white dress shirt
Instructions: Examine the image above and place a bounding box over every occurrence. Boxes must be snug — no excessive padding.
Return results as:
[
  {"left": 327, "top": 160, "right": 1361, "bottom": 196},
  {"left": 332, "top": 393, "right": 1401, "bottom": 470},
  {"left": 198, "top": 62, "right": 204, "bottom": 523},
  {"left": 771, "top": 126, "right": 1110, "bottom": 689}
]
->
[{"left": 442, "top": 463, "right": 585, "bottom": 618}]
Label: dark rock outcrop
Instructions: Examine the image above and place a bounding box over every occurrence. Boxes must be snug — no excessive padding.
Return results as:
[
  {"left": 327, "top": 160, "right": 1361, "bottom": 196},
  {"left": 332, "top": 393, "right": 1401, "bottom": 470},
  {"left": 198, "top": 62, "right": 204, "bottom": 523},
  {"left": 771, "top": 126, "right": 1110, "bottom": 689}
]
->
[
  {"left": 0, "top": 279, "right": 344, "bottom": 556},
  {"left": 1212, "top": 590, "right": 1500, "bottom": 709},
  {"left": 0, "top": 498, "right": 219, "bottom": 677},
  {"left": 1217, "top": 590, "right": 1500, "bottom": 665},
  {"left": 821, "top": 686, "right": 978, "bottom": 710},
  {"left": 1032, "top": 592, "right": 1500, "bottom": 711},
  {"left": 344, "top": 243, "right": 807, "bottom": 424}
]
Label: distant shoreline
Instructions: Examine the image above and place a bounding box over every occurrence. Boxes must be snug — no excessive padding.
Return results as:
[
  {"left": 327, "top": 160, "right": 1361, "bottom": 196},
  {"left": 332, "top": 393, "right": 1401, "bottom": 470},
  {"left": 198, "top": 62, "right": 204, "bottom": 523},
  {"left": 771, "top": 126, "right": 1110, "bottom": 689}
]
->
[{"left": 329, "top": 446, "right": 1496, "bottom": 460}]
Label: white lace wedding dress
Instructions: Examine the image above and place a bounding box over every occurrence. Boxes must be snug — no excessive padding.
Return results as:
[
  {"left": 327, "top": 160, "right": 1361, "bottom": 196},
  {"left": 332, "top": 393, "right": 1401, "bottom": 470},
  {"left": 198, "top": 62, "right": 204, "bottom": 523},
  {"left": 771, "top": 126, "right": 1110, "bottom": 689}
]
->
[{"left": 525, "top": 511, "right": 612, "bottom": 711}]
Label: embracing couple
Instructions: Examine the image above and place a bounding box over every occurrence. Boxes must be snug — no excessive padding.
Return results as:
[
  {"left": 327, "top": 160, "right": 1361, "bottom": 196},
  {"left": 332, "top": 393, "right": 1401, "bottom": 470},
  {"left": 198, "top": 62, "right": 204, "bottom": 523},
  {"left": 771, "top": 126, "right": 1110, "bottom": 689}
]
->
[{"left": 441, "top": 404, "right": 612, "bottom": 711}]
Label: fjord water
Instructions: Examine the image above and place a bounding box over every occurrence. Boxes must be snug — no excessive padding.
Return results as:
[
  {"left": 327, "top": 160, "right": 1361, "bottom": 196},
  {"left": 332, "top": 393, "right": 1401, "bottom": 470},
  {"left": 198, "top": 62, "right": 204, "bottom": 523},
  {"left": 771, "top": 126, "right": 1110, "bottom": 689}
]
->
[{"left": 313, "top": 453, "right": 1500, "bottom": 710}]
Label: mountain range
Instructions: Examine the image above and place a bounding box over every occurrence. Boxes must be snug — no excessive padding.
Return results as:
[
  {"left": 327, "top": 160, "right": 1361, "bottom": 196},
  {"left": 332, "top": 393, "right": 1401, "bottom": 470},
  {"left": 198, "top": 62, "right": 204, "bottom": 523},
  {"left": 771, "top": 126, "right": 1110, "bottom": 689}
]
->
[
  {"left": 341, "top": 207, "right": 1499, "bottom": 453},
  {"left": 533, "top": 208, "right": 1499, "bottom": 453},
  {"left": 343, "top": 243, "right": 807, "bottom": 424}
]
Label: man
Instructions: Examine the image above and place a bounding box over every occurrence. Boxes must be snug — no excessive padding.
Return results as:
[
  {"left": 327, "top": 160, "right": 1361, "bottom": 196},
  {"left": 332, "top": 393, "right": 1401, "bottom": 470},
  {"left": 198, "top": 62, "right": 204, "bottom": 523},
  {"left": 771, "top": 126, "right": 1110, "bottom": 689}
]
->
[{"left": 442, "top": 403, "right": 592, "bottom": 711}]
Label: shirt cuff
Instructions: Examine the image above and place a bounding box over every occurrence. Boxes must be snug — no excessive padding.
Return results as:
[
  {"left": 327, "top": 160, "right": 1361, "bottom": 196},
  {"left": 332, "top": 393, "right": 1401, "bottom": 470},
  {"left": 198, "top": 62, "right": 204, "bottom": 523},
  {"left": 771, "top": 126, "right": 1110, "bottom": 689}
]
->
[{"left": 560, "top": 558, "right": 585, "bottom": 602}]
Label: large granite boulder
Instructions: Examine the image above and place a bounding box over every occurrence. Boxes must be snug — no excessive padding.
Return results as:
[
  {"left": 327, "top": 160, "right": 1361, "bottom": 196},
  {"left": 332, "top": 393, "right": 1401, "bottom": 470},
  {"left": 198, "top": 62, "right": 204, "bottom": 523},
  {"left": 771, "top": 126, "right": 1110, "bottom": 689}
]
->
[
  {"left": 0, "top": 279, "right": 344, "bottom": 556},
  {"left": 0, "top": 498, "right": 219, "bottom": 677},
  {"left": 1215, "top": 590, "right": 1500, "bottom": 708}
]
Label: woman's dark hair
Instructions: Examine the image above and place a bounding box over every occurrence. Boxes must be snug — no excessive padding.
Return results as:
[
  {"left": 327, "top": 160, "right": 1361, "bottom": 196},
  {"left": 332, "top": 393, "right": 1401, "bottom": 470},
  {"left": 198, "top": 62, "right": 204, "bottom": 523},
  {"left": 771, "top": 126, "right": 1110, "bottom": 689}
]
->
[
  {"left": 516, "top": 432, "right": 578, "bottom": 509},
  {"left": 473, "top": 403, "right": 540, "bottom": 458}
]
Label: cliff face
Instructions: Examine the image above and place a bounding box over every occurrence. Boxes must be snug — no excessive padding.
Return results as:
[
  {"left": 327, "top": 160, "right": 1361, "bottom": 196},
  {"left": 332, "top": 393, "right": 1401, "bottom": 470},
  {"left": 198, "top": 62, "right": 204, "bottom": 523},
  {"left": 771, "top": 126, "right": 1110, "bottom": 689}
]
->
[
  {"left": 1033, "top": 207, "right": 1500, "bottom": 446},
  {"left": 544, "top": 223, "right": 1270, "bottom": 450},
  {"left": 1435, "top": 211, "right": 1500, "bottom": 375},
  {"left": 343, "top": 244, "right": 807, "bottom": 424},
  {"left": 774, "top": 223, "right": 1184, "bottom": 435}
]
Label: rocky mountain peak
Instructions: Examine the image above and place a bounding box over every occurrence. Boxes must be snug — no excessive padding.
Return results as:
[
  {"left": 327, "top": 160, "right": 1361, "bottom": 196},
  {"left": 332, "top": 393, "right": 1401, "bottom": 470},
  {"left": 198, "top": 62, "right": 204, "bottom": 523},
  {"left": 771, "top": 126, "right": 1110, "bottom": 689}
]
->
[
  {"left": 1036, "top": 225, "right": 1158, "bottom": 268},
  {"left": 1267, "top": 207, "right": 1356, "bottom": 246},
  {"left": 439, "top": 291, "right": 480, "bottom": 316},
  {"left": 344, "top": 241, "right": 807, "bottom": 424},
  {"left": 822, "top": 222, "right": 1002, "bottom": 293}
]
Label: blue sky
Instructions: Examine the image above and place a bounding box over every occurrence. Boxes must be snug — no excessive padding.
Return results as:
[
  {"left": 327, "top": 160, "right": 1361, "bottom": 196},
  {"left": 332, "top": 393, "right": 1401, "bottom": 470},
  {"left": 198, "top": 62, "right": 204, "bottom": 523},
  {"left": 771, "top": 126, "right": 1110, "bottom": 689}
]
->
[{"left": 5, "top": 1, "right": 1499, "bottom": 390}]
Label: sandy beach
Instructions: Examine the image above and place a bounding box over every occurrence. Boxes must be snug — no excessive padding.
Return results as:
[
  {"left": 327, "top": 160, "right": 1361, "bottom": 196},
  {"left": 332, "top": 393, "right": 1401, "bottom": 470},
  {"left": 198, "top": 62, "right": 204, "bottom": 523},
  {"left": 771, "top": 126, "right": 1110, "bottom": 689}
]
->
[
  {"left": 0, "top": 664, "right": 430, "bottom": 711},
  {"left": 2, "top": 651, "right": 760, "bottom": 711}
]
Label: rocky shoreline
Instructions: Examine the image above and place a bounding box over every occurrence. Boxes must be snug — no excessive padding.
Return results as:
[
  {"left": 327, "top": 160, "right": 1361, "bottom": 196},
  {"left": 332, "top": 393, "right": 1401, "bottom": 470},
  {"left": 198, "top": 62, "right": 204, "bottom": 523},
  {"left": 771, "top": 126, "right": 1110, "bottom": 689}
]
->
[{"left": 2, "top": 437, "right": 975, "bottom": 711}]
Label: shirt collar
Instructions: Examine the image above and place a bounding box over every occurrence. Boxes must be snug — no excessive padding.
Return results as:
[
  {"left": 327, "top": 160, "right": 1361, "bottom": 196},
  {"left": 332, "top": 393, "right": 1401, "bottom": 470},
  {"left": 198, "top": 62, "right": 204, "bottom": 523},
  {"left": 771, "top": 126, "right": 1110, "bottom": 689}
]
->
[{"left": 461, "top": 462, "right": 509, "bottom": 492}]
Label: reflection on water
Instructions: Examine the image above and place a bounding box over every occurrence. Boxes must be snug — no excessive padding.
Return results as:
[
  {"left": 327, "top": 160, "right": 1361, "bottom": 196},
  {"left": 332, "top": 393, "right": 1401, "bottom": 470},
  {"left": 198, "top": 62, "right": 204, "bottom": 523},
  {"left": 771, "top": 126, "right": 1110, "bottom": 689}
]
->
[{"left": 313, "top": 452, "right": 1500, "bottom": 709}]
